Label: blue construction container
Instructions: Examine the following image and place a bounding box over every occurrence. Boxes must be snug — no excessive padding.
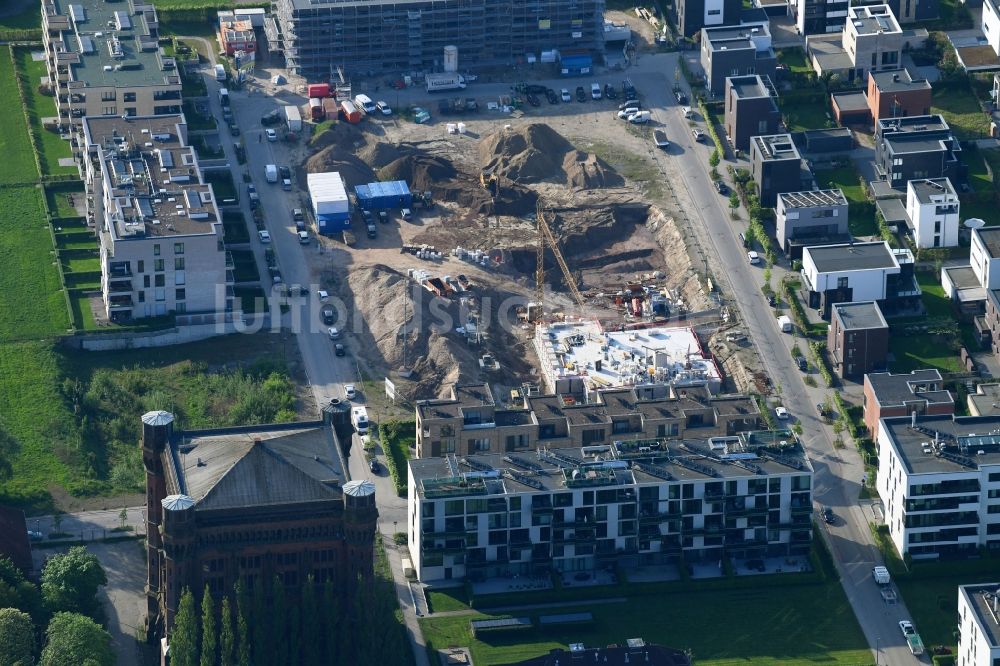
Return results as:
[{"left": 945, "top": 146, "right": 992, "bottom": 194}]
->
[
  {"left": 316, "top": 212, "right": 352, "bottom": 234},
  {"left": 354, "top": 180, "right": 413, "bottom": 210},
  {"left": 560, "top": 54, "right": 593, "bottom": 76}
]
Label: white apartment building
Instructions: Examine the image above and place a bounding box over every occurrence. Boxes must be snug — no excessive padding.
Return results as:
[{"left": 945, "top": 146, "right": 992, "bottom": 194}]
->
[
  {"left": 408, "top": 433, "right": 813, "bottom": 582},
  {"left": 984, "top": 0, "right": 1000, "bottom": 57},
  {"left": 801, "top": 241, "right": 920, "bottom": 318},
  {"left": 905, "top": 178, "right": 959, "bottom": 249},
  {"left": 876, "top": 414, "right": 1000, "bottom": 560},
  {"left": 41, "top": 0, "right": 182, "bottom": 131},
  {"left": 82, "top": 115, "right": 233, "bottom": 322},
  {"left": 958, "top": 583, "right": 1000, "bottom": 666},
  {"left": 972, "top": 228, "right": 1000, "bottom": 292}
]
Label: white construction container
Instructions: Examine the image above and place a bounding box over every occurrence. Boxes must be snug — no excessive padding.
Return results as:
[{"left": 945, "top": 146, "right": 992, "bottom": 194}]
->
[
  {"left": 306, "top": 172, "right": 349, "bottom": 218},
  {"left": 283, "top": 105, "right": 302, "bottom": 132}
]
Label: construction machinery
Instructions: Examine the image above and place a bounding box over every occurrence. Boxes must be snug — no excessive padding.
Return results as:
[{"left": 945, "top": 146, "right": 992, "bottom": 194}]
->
[{"left": 535, "top": 203, "right": 585, "bottom": 314}]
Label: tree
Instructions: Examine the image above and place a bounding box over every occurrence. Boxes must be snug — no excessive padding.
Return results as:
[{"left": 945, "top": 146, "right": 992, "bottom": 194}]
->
[
  {"left": 251, "top": 579, "right": 267, "bottom": 663},
  {"left": 0, "top": 557, "right": 45, "bottom": 621},
  {"left": 170, "top": 588, "right": 200, "bottom": 666},
  {"left": 41, "top": 546, "right": 107, "bottom": 618},
  {"left": 201, "top": 587, "right": 217, "bottom": 666},
  {"left": 39, "top": 612, "right": 113, "bottom": 666},
  {"left": 235, "top": 582, "right": 250, "bottom": 666},
  {"left": 0, "top": 608, "right": 35, "bottom": 666},
  {"left": 301, "top": 577, "right": 320, "bottom": 666},
  {"left": 322, "top": 580, "right": 340, "bottom": 661},
  {"left": 708, "top": 149, "right": 720, "bottom": 168},
  {"left": 219, "top": 596, "right": 235, "bottom": 666},
  {"left": 270, "top": 577, "right": 287, "bottom": 662}
]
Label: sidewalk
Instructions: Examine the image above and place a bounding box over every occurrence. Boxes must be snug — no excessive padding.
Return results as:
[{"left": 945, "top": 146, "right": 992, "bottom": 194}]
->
[{"left": 29, "top": 506, "right": 146, "bottom": 544}]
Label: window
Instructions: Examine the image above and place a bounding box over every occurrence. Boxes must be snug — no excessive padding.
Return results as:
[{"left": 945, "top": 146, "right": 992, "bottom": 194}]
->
[
  {"left": 837, "top": 277, "right": 848, "bottom": 289},
  {"left": 176, "top": 289, "right": 186, "bottom": 301},
  {"left": 469, "top": 438, "right": 490, "bottom": 452},
  {"left": 707, "top": 8, "right": 720, "bottom": 14},
  {"left": 175, "top": 257, "right": 185, "bottom": 270},
  {"left": 581, "top": 429, "right": 605, "bottom": 445},
  {"left": 138, "top": 291, "right": 145, "bottom": 303},
  {"left": 102, "top": 106, "right": 116, "bottom": 115},
  {"left": 174, "top": 242, "right": 184, "bottom": 254},
  {"left": 143, "top": 275, "right": 150, "bottom": 288},
  {"left": 123, "top": 92, "right": 136, "bottom": 102},
  {"left": 154, "top": 259, "right": 164, "bottom": 272},
  {"left": 153, "top": 244, "right": 161, "bottom": 256},
  {"left": 137, "top": 260, "right": 144, "bottom": 273},
  {"left": 175, "top": 271, "right": 185, "bottom": 286},
  {"left": 154, "top": 274, "right": 165, "bottom": 287},
  {"left": 101, "top": 91, "right": 115, "bottom": 101}
]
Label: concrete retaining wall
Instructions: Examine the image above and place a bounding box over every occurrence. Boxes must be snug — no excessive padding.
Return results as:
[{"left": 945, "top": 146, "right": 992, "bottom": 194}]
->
[{"left": 68, "top": 314, "right": 272, "bottom": 351}]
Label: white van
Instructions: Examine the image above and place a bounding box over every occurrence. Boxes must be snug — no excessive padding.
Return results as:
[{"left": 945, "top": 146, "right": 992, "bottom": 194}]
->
[
  {"left": 591, "top": 82, "right": 602, "bottom": 100},
  {"left": 354, "top": 94, "right": 376, "bottom": 114},
  {"left": 214, "top": 64, "right": 226, "bottom": 81},
  {"left": 351, "top": 406, "right": 370, "bottom": 435},
  {"left": 298, "top": 230, "right": 310, "bottom": 244},
  {"left": 682, "top": 106, "right": 692, "bottom": 118}
]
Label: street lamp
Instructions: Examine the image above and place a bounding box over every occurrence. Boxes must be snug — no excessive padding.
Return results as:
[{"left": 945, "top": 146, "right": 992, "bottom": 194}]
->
[{"left": 875, "top": 636, "right": 880, "bottom": 666}]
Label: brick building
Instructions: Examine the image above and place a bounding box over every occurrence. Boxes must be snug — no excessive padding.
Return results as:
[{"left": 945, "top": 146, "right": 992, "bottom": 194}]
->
[
  {"left": 862, "top": 369, "right": 953, "bottom": 435},
  {"left": 827, "top": 301, "right": 889, "bottom": 379},
  {"left": 867, "top": 69, "right": 932, "bottom": 128},
  {"left": 141, "top": 411, "right": 377, "bottom": 651}
]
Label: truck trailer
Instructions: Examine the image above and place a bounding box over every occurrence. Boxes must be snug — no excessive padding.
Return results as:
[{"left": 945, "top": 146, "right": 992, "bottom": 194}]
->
[
  {"left": 283, "top": 105, "right": 302, "bottom": 132},
  {"left": 425, "top": 72, "right": 467, "bottom": 93}
]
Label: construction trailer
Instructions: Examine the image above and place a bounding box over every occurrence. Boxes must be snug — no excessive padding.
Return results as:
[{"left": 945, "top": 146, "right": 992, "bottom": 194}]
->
[{"left": 308, "top": 172, "right": 351, "bottom": 234}]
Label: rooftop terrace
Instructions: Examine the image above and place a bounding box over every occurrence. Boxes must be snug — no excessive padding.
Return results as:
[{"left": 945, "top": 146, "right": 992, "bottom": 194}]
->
[{"left": 881, "top": 414, "right": 1000, "bottom": 474}]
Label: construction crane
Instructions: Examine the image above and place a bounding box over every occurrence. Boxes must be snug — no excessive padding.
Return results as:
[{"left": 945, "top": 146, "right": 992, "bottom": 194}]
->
[{"left": 535, "top": 203, "right": 585, "bottom": 311}]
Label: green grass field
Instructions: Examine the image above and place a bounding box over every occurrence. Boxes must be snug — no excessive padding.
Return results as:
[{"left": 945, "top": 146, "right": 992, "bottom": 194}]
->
[
  {"left": 932, "top": 83, "right": 991, "bottom": 139},
  {"left": 812, "top": 166, "right": 877, "bottom": 236},
  {"left": 13, "top": 48, "right": 76, "bottom": 176},
  {"left": 421, "top": 583, "right": 871, "bottom": 666},
  {"left": 46, "top": 182, "right": 86, "bottom": 218},
  {"left": 777, "top": 48, "right": 812, "bottom": 75},
  {"left": 0, "top": 50, "right": 40, "bottom": 185},
  {"left": 0, "top": 185, "right": 71, "bottom": 342},
  {"left": 779, "top": 92, "right": 833, "bottom": 132},
  {"left": 0, "top": 3, "right": 42, "bottom": 32}
]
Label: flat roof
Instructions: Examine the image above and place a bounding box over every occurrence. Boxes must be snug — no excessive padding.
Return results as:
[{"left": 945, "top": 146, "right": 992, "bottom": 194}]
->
[
  {"left": 910, "top": 178, "right": 957, "bottom": 203},
  {"left": 969, "top": 384, "right": 1000, "bottom": 416},
  {"left": 752, "top": 134, "right": 800, "bottom": 161},
  {"left": 49, "top": 0, "right": 180, "bottom": 88},
  {"left": 779, "top": 189, "right": 847, "bottom": 210},
  {"left": 808, "top": 35, "right": 854, "bottom": 72},
  {"left": 880, "top": 414, "right": 1000, "bottom": 474},
  {"left": 866, "top": 369, "right": 953, "bottom": 408},
  {"left": 83, "top": 115, "right": 221, "bottom": 239},
  {"left": 729, "top": 75, "right": 772, "bottom": 99},
  {"left": 870, "top": 68, "right": 931, "bottom": 93},
  {"left": 533, "top": 321, "right": 722, "bottom": 392},
  {"left": 409, "top": 435, "right": 811, "bottom": 499},
  {"left": 885, "top": 136, "right": 952, "bottom": 155},
  {"left": 831, "top": 91, "right": 870, "bottom": 113},
  {"left": 975, "top": 227, "right": 1000, "bottom": 259},
  {"left": 959, "top": 584, "right": 1000, "bottom": 649},
  {"left": 805, "top": 241, "right": 898, "bottom": 273},
  {"left": 848, "top": 4, "right": 901, "bottom": 34},
  {"left": 877, "top": 114, "right": 950, "bottom": 134},
  {"left": 832, "top": 301, "right": 888, "bottom": 330},
  {"left": 703, "top": 22, "right": 770, "bottom": 48},
  {"left": 876, "top": 197, "right": 908, "bottom": 225}
]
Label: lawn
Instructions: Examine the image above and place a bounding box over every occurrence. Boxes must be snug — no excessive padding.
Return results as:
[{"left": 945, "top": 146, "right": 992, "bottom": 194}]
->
[
  {"left": 963, "top": 148, "right": 992, "bottom": 194},
  {"left": 777, "top": 48, "right": 812, "bottom": 75},
  {"left": 234, "top": 286, "right": 266, "bottom": 313},
  {"left": 420, "top": 582, "right": 871, "bottom": 666},
  {"left": 205, "top": 169, "right": 238, "bottom": 201},
  {"left": 427, "top": 589, "right": 472, "bottom": 614},
  {"left": 931, "top": 83, "right": 991, "bottom": 140},
  {"left": 0, "top": 185, "right": 71, "bottom": 342},
  {"left": 183, "top": 100, "right": 217, "bottom": 130},
  {"left": 223, "top": 211, "right": 250, "bottom": 243},
  {"left": 779, "top": 91, "right": 833, "bottom": 132},
  {"left": 231, "top": 249, "right": 260, "bottom": 282},
  {"left": 0, "top": 333, "right": 304, "bottom": 512},
  {"left": 812, "top": 166, "right": 877, "bottom": 236},
  {"left": 46, "top": 181, "right": 86, "bottom": 218},
  {"left": 0, "top": 50, "right": 39, "bottom": 185},
  {"left": 889, "top": 333, "right": 964, "bottom": 374},
  {"left": 13, "top": 48, "right": 76, "bottom": 176},
  {"left": 0, "top": 4, "right": 42, "bottom": 32}
]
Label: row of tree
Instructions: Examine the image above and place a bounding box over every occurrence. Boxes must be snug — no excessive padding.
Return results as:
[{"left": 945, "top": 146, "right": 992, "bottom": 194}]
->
[
  {"left": 0, "top": 547, "right": 113, "bottom": 666},
  {"left": 169, "top": 573, "right": 411, "bottom": 666}
]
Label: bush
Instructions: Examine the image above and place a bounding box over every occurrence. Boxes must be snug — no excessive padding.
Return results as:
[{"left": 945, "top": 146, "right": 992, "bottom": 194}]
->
[{"left": 808, "top": 341, "right": 835, "bottom": 387}]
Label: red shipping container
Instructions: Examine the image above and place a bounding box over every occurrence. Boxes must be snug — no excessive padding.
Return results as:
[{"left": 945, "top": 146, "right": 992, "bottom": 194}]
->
[
  {"left": 340, "top": 100, "right": 361, "bottom": 124},
  {"left": 307, "top": 83, "right": 330, "bottom": 98}
]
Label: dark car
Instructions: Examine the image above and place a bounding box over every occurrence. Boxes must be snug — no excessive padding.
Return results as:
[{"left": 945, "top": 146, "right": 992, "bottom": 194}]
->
[
  {"left": 545, "top": 88, "right": 559, "bottom": 104},
  {"left": 768, "top": 294, "right": 777, "bottom": 307},
  {"left": 279, "top": 165, "right": 291, "bottom": 180},
  {"left": 369, "top": 458, "right": 380, "bottom": 473},
  {"left": 378, "top": 210, "right": 389, "bottom": 224},
  {"left": 796, "top": 356, "right": 808, "bottom": 371},
  {"left": 675, "top": 90, "right": 688, "bottom": 104},
  {"left": 604, "top": 83, "right": 617, "bottom": 100},
  {"left": 228, "top": 122, "right": 240, "bottom": 137},
  {"left": 822, "top": 506, "right": 835, "bottom": 524},
  {"left": 366, "top": 223, "right": 377, "bottom": 239},
  {"left": 714, "top": 180, "right": 728, "bottom": 195},
  {"left": 575, "top": 86, "right": 587, "bottom": 102},
  {"left": 260, "top": 110, "right": 281, "bottom": 126},
  {"left": 334, "top": 343, "right": 346, "bottom": 357},
  {"left": 523, "top": 83, "right": 548, "bottom": 94},
  {"left": 622, "top": 78, "right": 637, "bottom": 99},
  {"left": 526, "top": 93, "right": 541, "bottom": 107},
  {"left": 321, "top": 305, "right": 336, "bottom": 325}
]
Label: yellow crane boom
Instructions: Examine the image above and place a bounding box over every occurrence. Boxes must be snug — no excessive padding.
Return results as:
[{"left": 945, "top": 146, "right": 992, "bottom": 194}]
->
[{"left": 536, "top": 204, "right": 584, "bottom": 309}]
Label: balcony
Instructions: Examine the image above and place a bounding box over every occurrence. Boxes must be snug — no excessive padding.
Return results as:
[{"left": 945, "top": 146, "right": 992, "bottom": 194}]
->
[
  {"left": 108, "top": 295, "right": 133, "bottom": 309},
  {"left": 108, "top": 280, "right": 132, "bottom": 294}
]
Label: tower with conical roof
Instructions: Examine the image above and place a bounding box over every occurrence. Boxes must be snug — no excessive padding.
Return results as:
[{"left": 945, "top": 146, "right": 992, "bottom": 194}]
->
[
  {"left": 141, "top": 410, "right": 173, "bottom": 641},
  {"left": 343, "top": 479, "right": 378, "bottom": 585}
]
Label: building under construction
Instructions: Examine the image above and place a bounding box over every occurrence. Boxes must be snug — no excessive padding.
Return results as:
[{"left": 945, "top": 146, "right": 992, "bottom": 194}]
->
[{"left": 266, "top": 0, "right": 605, "bottom": 78}]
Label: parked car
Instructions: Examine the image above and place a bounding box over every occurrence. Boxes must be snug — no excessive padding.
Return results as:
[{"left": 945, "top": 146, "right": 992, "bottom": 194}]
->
[
  {"left": 822, "top": 506, "right": 835, "bottom": 524},
  {"left": 619, "top": 100, "right": 641, "bottom": 111},
  {"left": 328, "top": 327, "right": 340, "bottom": 339},
  {"left": 545, "top": 88, "right": 559, "bottom": 104},
  {"left": 344, "top": 384, "right": 357, "bottom": 399},
  {"left": 401, "top": 208, "right": 413, "bottom": 221},
  {"left": 260, "top": 110, "right": 281, "bottom": 125},
  {"left": 228, "top": 122, "right": 240, "bottom": 136},
  {"left": 321, "top": 305, "right": 335, "bottom": 325},
  {"left": 257, "top": 230, "right": 271, "bottom": 243},
  {"left": 617, "top": 107, "right": 640, "bottom": 119},
  {"left": 526, "top": 93, "right": 541, "bottom": 107},
  {"left": 714, "top": 181, "right": 728, "bottom": 194},
  {"left": 796, "top": 356, "right": 808, "bottom": 371},
  {"left": 603, "top": 83, "right": 617, "bottom": 99},
  {"left": 378, "top": 210, "right": 389, "bottom": 224},
  {"left": 265, "top": 128, "right": 277, "bottom": 141},
  {"left": 675, "top": 90, "right": 688, "bottom": 104},
  {"left": 575, "top": 86, "right": 587, "bottom": 102},
  {"left": 591, "top": 82, "right": 602, "bottom": 100},
  {"left": 27, "top": 530, "right": 43, "bottom": 541},
  {"left": 747, "top": 250, "right": 761, "bottom": 265},
  {"left": 334, "top": 343, "right": 346, "bottom": 357},
  {"left": 279, "top": 165, "right": 291, "bottom": 180},
  {"left": 691, "top": 128, "right": 706, "bottom": 142},
  {"left": 775, "top": 406, "right": 789, "bottom": 419},
  {"left": 376, "top": 100, "right": 392, "bottom": 115},
  {"left": 560, "top": 88, "right": 572, "bottom": 102},
  {"left": 369, "top": 458, "right": 380, "bottom": 473}
]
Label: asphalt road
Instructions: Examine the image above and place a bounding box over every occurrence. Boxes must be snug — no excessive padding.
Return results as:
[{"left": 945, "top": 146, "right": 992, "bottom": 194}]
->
[{"left": 195, "top": 52, "right": 922, "bottom": 665}]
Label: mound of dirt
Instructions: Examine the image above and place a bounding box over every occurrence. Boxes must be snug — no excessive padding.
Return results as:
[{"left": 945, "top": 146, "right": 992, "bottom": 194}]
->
[
  {"left": 479, "top": 123, "right": 623, "bottom": 190},
  {"left": 305, "top": 147, "right": 376, "bottom": 189},
  {"left": 378, "top": 154, "right": 457, "bottom": 191},
  {"left": 359, "top": 141, "right": 408, "bottom": 169}
]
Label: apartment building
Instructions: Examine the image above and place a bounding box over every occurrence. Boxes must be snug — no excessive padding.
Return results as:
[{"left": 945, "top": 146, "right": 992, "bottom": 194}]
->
[
  {"left": 700, "top": 22, "right": 776, "bottom": 97},
  {"left": 905, "top": 178, "right": 959, "bottom": 249},
  {"left": 863, "top": 369, "right": 954, "bottom": 436},
  {"left": 673, "top": 0, "right": 743, "bottom": 37},
  {"left": 957, "top": 584, "right": 1000, "bottom": 666},
  {"left": 828, "top": 301, "right": 889, "bottom": 379},
  {"left": 268, "top": 0, "right": 605, "bottom": 79},
  {"left": 800, "top": 241, "right": 920, "bottom": 318},
  {"left": 414, "top": 383, "right": 761, "bottom": 458},
  {"left": 724, "top": 75, "right": 781, "bottom": 152},
  {"left": 218, "top": 16, "right": 257, "bottom": 57},
  {"left": 81, "top": 115, "right": 232, "bottom": 322},
  {"left": 806, "top": 5, "right": 912, "bottom": 84},
  {"left": 750, "top": 134, "right": 812, "bottom": 207},
  {"left": 985, "top": 0, "right": 1000, "bottom": 58},
  {"left": 941, "top": 227, "right": 1000, "bottom": 318},
  {"left": 41, "top": 0, "right": 181, "bottom": 131},
  {"left": 868, "top": 69, "right": 932, "bottom": 127},
  {"left": 775, "top": 189, "right": 850, "bottom": 259},
  {"left": 408, "top": 433, "right": 813, "bottom": 582},
  {"left": 875, "top": 115, "right": 964, "bottom": 190},
  {"left": 875, "top": 414, "right": 1000, "bottom": 559},
  {"left": 792, "top": 0, "right": 851, "bottom": 36}
]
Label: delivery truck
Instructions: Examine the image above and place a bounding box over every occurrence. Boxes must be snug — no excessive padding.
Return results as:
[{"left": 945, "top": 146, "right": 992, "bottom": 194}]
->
[
  {"left": 309, "top": 97, "right": 324, "bottom": 121},
  {"left": 265, "top": 164, "right": 278, "bottom": 183},
  {"left": 283, "top": 105, "right": 302, "bottom": 132},
  {"left": 777, "top": 315, "right": 793, "bottom": 333},
  {"left": 353, "top": 94, "right": 376, "bottom": 114},
  {"left": 351, "top": 406, "right": 370, "bottom": 435},
  {"left": 307, "top": 83, "right": 330, "bottom": 98},
  {"left": 218, "top": 88, "right": 230, "bottom": 107},
  {"left": 425, "top": 72, "right": 467, "bottom": 93}
]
